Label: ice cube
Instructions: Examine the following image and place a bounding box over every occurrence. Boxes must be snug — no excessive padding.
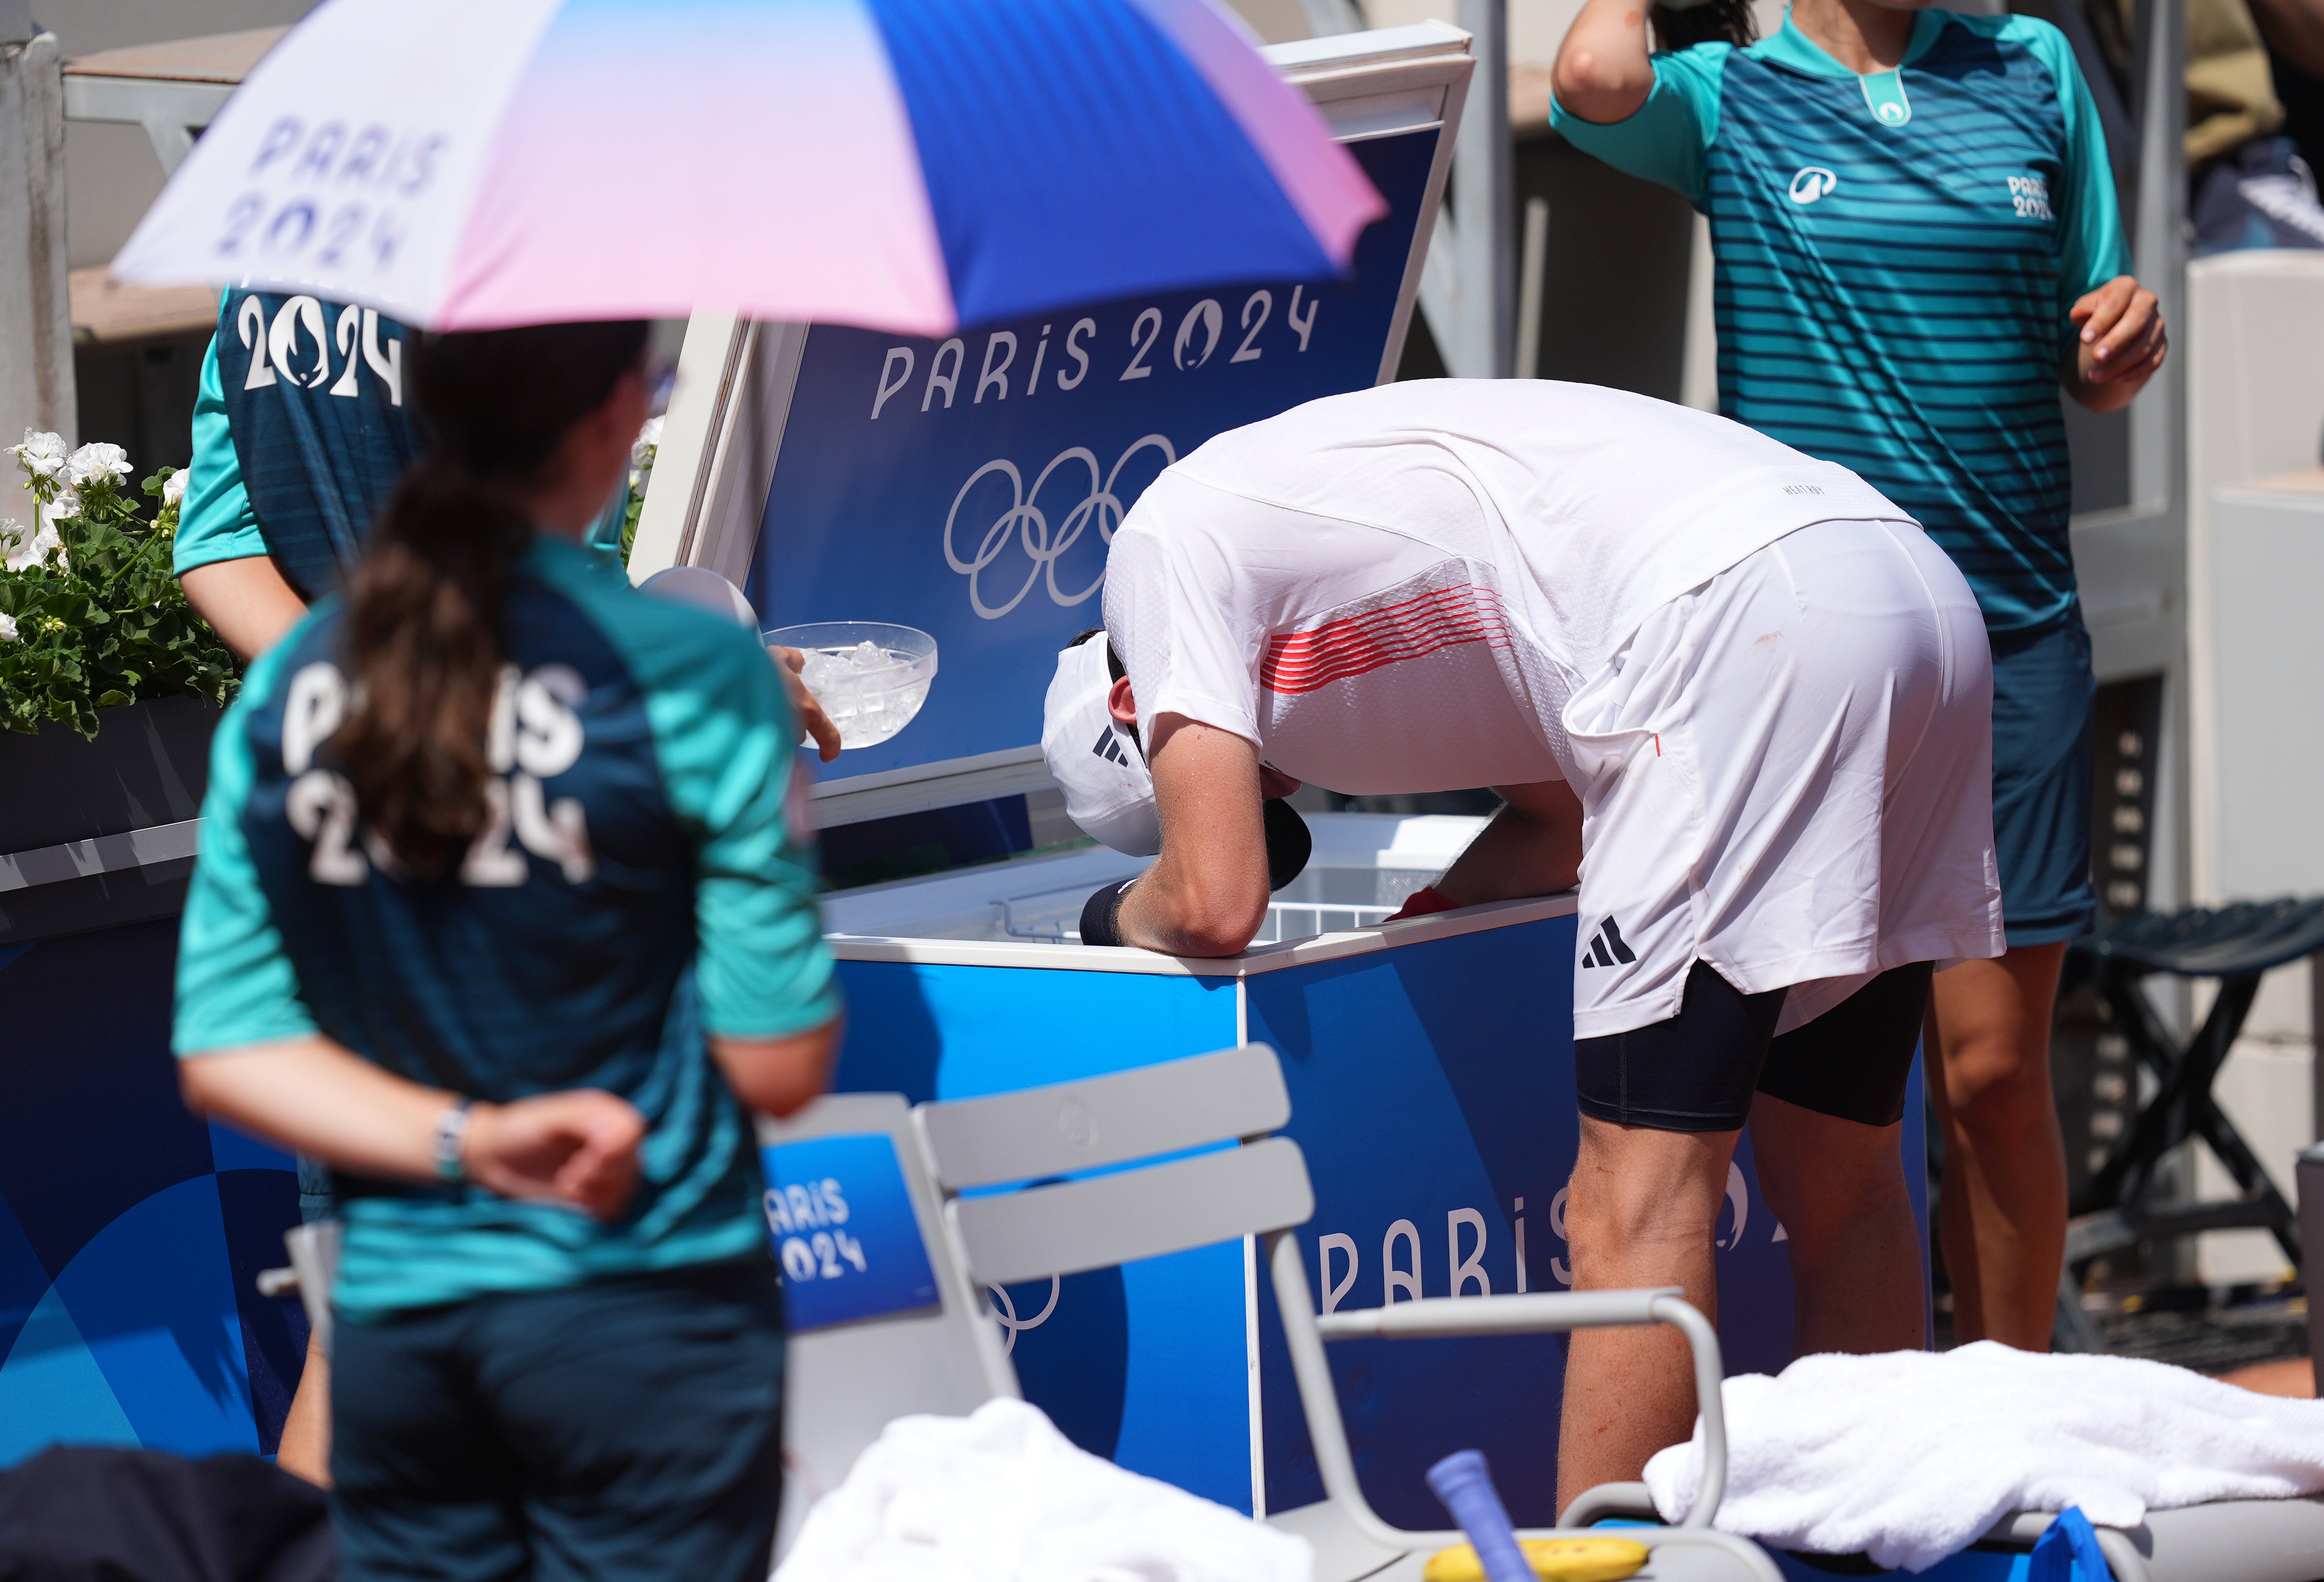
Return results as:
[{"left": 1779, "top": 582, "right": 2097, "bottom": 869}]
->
[{"left": 791, "top": 640, "right": 932, "bottom": 748}]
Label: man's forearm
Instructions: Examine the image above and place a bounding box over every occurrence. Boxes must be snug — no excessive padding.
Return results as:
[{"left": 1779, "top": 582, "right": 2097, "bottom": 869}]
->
[
  {"left": 1434, "top": 787, "right": 1583, "bottom": 906},
  {"left": 1115, "top": 864, "right": 1266, "bottom": 957}
]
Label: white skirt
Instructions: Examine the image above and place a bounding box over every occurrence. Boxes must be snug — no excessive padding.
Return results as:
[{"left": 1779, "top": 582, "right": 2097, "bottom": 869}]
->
[{"left": 1563, "top": 516, "right": 2004, "bottom": 1040}]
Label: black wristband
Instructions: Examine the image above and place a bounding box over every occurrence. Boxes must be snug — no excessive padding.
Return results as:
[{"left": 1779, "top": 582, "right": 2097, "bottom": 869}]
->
[
  {"left": 1263, "top": 798, "right": 1313, "bottom": 892},
  {"left": 1079, "top": 879, "right": 1135, "bottom": 947}
]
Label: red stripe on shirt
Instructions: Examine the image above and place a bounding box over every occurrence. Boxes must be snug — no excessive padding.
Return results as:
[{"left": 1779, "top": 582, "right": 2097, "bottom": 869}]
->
[{"left": 1260, "top": 585, "right": 1512, "bottom": 694}]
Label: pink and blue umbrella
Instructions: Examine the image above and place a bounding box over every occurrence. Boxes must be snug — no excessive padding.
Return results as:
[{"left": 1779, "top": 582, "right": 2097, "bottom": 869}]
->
[{"left": 113, "top": 0, "right": 1387, "bottom": 333}]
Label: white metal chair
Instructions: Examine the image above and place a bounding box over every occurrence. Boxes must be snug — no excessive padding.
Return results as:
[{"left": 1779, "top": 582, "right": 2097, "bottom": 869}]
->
[
  {"left": 758, "top": 1091, "right": 1017, "bottom": 1558},
  {"left": 765, "top": 1044, "right": 1782, "bottom": 1581}
]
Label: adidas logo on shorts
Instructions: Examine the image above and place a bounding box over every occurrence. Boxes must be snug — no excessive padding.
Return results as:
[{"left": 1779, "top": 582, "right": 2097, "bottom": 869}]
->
[
  {"left": 1580, "top": 917, "right": 1638, "bottom": 969},
  {"left": 1092, "top": 727, "right": 1131, "bottom": 767}
]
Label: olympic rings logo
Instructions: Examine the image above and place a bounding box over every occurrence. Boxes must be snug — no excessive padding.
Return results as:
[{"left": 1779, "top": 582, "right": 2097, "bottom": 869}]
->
[
  {"left": 986, "top": 1276, "right": 1060, "bottom": 1355},
  {"left": 944, "top": 435, "right": 1176, "bottom": 620}
]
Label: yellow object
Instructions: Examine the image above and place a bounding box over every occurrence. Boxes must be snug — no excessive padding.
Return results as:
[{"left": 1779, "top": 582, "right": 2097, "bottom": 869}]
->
[{"left": 1420, "top": 1536, "right": 1649, "bottom": 1582}]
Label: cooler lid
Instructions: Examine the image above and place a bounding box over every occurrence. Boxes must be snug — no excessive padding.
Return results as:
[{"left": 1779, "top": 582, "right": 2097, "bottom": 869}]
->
[{"left": 633, "top": 23, "right": 1473, "bottom": 827}]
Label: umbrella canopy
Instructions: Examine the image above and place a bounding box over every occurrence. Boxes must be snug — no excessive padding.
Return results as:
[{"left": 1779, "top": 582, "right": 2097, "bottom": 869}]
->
[{"left": 111, "top": 0, "right": 1387, "bottom": 334}]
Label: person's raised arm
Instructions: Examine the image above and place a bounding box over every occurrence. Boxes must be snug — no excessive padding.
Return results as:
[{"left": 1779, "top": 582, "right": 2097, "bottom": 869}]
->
[
  {"left": 1553, "top": 0, "right": 1658, "bottom": 124},
  {"left": 1112, "top": 713, "right": 1274, "bottom": 957}
]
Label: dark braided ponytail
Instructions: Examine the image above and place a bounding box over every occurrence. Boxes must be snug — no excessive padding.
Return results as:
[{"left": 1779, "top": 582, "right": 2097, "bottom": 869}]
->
[
  {"left": 335, "top": 319, "right": 648, "bottom": 878},
  {"left": 1651, "top": 0, "right": 1758, "bottom": 54}
]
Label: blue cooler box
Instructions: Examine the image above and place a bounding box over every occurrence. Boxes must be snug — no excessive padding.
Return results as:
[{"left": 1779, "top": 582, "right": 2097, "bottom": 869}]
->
[{"left": 799, "top": 817, "right": 1928, "bottom": 1527}]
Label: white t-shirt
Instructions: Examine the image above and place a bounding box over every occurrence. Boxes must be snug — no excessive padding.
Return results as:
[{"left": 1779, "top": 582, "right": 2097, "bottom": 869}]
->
[{"left": 1101, "top": 380, "right": 1908, "bottom": 794}]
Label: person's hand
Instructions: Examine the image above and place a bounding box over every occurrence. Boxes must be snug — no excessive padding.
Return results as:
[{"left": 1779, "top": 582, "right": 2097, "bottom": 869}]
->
[
  {"left": 462, "top": 1089, "right": 646, "bottom": 1221},
  {"left": 2068, "top": 275, "right": 2166, "bottom": 411},
  {"left": 769, "top": 645, "right": 842, "bottom": 762}
]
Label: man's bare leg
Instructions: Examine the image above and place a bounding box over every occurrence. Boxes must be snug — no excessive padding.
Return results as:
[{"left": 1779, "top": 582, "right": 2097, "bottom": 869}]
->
[
  {"left": 1747, "top": 1093, "right": 1926, "bottom": 1357},
  {"left": 275, "top": 1331, "right": 331, "bottom": 1487},
  {"left": 1926, "top": 943, "right": 2068, "bottom": 1349},
  {"left": 1556, "top": 1117, "right": 1735, "bottom": 1516}
]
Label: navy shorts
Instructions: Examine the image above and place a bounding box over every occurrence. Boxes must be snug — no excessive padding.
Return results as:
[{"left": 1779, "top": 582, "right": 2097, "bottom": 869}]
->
[
  {"left": 330, "top": 1258, "right": 785, "bottom": 1582},
  {"left": 1575, "top": 960, "right": 1934, "bottom": 1132},
  {"left": 1989, "top": 611, "right": 2097, "bottom": 946}
]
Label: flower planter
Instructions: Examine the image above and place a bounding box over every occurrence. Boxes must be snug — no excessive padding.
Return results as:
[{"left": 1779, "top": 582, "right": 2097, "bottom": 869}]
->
[{"left": 0, "top": 695, "right": 221, "bottom": 946}]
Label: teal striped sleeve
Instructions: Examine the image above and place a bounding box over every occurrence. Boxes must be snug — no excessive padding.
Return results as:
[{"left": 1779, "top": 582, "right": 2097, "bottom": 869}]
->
[
  {"left": 657, "top": 625, "right": 836, "bottom": 1038},
  {"left": 571, "top": 570, "right": 838, "bottom": 1039},
  {"left": 173, "top": 629, "right": 319, "bottom": 1056},
  {"left": 172, "top": 325, "right": 269, "bottom": 576},
  {"left": 1549, "top": 45, "right": 1728, "bottom": 207},
  {"left": 2009, "top": 15, "right": 2133, "bottom": 311}
]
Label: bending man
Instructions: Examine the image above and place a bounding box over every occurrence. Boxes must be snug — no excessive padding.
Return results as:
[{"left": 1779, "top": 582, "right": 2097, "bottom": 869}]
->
[{"left": 1040, "top": 380, "right": 2003, "bottom": 1509}]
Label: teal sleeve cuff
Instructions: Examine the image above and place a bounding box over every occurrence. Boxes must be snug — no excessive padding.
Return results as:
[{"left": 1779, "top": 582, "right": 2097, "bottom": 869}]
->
[
  {"left": 173, "top": 327, "right": 269, "bottom": 576},
  {"left": 172, "top": 647, "right": 319, "bottom": 1056},
  {"left": 1549, "top": 47, "right": 1726, "bottom": 207}
]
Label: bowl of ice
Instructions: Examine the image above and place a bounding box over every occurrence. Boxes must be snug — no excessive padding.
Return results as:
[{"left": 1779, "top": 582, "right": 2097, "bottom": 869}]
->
[{"left": 763, "top": 622, "right": 938, "bottom": 750}]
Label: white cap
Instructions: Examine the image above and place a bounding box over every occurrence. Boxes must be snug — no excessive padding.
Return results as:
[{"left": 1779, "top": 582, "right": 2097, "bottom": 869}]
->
[{"left": 1041, "top": 635, "right": 1160, "bottom": 856}]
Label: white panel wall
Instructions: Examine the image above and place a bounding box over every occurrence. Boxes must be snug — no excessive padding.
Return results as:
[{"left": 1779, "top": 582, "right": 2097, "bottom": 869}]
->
[{"left": 2183, "top": 252, "right": 2324, "bottom": 1277}]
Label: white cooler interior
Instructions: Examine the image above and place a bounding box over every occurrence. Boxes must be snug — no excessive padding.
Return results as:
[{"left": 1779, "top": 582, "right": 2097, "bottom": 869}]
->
[{"left": 819, "top": 812, "right": 1486, "bottom": 946}]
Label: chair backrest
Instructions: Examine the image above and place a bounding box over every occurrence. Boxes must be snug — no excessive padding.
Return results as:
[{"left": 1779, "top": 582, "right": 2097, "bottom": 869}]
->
[
  {"left": 914, "top": 1044, "right": 1315, "bottom": 1289},
  {"left": 761, "top": 1046, "right": 1310, "bottom": 1560},
  {"left": 756, "top": 1093, "right": 1017, "bottom": 1560}
]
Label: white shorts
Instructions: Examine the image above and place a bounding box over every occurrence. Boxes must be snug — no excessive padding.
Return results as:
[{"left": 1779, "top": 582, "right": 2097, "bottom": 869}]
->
[{"left": 1563, "top": 517, "right": 2003, "bottom": 1040}]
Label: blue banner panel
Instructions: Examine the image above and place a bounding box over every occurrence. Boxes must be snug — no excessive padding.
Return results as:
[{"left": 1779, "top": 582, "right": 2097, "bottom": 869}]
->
[
  {"left": 762, "top": 1132, "right": 940, "bottom": 1332},
  {"left": 827, "top": 957, "right": 1252, "bottom": 1510},
  {"left": 0, "top": 921, "right": 302, "bottom": 1466},
  {"left": 747, "top": 128, "right": 1441, "bottom": 781}
]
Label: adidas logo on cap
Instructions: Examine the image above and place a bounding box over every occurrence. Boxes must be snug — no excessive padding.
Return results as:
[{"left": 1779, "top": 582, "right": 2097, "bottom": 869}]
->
[{"left": 1092, "top": 726, "right": 1131, "bottom": 767}]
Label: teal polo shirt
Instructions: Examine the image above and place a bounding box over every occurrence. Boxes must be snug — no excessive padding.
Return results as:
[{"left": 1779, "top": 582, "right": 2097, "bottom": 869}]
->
[
  {"left": 174, "top": 538, "right": 836, "bottom": 1320},
  {"left": 1552, "top": 10, "right": 2131, "bottom": 635}
]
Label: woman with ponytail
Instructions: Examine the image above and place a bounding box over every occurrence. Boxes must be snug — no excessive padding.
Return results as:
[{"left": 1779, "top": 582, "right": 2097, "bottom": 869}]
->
[{"left": 171, "top": 320, "right": 839, "bottom": 1582}]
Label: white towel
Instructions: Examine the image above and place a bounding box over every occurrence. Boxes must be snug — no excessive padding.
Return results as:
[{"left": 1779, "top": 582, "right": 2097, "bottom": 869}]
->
[
  {"left": 774, "top": 1398, "right": 1314, "bottom": 1582},
  {"left": 1643, "top": 1340, "right": 2324, "bottom": 1573}
]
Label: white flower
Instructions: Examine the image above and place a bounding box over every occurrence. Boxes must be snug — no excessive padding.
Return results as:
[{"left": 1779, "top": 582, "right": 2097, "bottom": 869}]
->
[
  {"left": 627, "top": 415, "right": 663, "bottom": 495},
  {"left": 0, "top": 611, "right": 16, "bottom": 643},
  {"left": 0, "top": 517, "right": 58, "bottom": 572},
  {"left": 161, "top": 467, "right": 189, "bottom": 507},
  {"left": 10, "top": 429, "right": 65, "bottom": 481},
  {"left": 64, "top": 441, "right": 130, "bottom": 488}
]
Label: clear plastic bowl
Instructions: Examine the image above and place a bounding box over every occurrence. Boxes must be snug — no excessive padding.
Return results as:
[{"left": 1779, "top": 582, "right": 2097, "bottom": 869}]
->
[{"left": 763, "top": 622, "right": 938, "bottom": 750}]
